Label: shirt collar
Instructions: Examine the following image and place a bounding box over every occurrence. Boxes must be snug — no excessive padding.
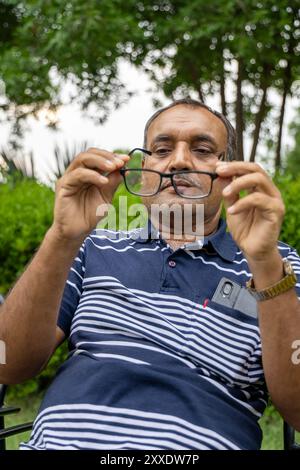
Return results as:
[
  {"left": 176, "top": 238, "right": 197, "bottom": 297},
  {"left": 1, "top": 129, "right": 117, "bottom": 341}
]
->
[
  {"left": 132, "top": 217, "right": 237, "bottom": 263},
  {"left": 203, "top": 218, "right": 237, "bottom": 262}
]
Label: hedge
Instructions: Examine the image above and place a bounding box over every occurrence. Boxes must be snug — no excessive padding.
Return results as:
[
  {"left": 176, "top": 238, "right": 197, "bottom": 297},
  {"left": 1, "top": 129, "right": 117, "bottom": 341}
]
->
[{"left": 0, "top": 177, "right": 54, "bottom": 295}]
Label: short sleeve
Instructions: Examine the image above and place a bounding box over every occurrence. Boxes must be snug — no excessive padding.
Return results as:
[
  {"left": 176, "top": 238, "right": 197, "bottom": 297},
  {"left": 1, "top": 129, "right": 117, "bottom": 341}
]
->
[
  {"left": 281, "top": 243, "right": 300, "bottom": 299},
  {"left": 57, "top": 240, "right": 86, "bottom": 338}
]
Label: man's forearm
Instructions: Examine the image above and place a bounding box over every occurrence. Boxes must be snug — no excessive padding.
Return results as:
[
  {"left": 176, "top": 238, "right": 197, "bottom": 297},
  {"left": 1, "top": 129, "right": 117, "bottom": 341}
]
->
[
  {"left": 0, "top": 227, "right": 83, "bottom": 384},
  {"left": 248, "top": 252, "right": 300, "bottom": 430}
]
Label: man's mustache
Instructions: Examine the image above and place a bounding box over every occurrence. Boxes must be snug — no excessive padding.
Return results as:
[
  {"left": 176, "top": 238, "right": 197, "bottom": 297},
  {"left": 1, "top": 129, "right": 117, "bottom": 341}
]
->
[{"left": 161, "top": 173, "right": 206, "bottom": 191}]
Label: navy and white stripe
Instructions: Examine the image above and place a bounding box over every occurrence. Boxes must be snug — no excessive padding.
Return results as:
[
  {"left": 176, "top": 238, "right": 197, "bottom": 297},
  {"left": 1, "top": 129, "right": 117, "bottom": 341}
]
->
[{"left": 20, "top": 218, "right": 300, "bottom": 450}]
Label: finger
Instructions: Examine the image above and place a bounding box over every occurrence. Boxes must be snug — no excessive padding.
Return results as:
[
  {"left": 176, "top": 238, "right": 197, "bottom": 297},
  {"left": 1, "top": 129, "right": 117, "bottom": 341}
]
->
[
  {"left": 227, "top": 192, "right": 285, "bottom": 217},
  {"left": 105, "top": 168, "right": 123, "bottom": 193},
  {"left": 216, "top": 161, "right": 268, "bottom": 178},
  {"left": 66, "top": 150, "right": 130, "bottom": 173},
  {"left": 222, "top": 172, "right": 279, "bottom": 198},
  {"left": 86, "top": 148, "right": 130, "bottom": 162},
  {"left": 222, "top": 187, "right": 239, "bottom": 212},
  {"left": 81, "top": 155, "right": 127, "bottom": 175},
  {"left": 66, "top": 153, "right": 128, "bottom": 175},
  {"left": 60, "top": 168, "right": 109, "bottom": 191},
  {"left": 87, "top": 148, "right": 131, "bottom": 165}
]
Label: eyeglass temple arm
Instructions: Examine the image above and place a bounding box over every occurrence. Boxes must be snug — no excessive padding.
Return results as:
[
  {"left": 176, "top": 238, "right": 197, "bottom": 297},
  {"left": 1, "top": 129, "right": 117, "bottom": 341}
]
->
[{"left": 128, "top": 148, "right": 152, "bottom": 157}]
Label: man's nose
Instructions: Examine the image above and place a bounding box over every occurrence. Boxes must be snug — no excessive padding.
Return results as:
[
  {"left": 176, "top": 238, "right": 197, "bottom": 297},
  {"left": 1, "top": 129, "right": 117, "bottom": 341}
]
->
[{"left": 167, "top": 145, "right": 193, "bottom": 172}]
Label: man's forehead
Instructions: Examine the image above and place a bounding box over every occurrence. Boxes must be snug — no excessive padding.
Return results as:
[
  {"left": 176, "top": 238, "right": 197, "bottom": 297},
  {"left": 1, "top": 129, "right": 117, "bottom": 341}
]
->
[{"left": 147, "top": 105, "right": 227, "bottom": 144}]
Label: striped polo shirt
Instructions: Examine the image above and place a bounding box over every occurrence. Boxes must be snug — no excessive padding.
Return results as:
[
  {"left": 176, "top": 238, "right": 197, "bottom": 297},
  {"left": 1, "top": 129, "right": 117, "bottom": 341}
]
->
[{"left": 20, "top": 218, "right": 300, "bottom": 450}]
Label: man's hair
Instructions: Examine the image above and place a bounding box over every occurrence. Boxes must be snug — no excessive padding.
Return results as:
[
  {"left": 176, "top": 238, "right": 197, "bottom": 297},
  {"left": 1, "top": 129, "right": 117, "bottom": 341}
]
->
[{"left": 143, "top": 98, "right": 237, "bottom": 161}]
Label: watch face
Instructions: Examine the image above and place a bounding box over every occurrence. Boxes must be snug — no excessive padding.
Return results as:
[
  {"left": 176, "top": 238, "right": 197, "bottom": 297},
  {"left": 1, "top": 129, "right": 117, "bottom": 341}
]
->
[{"left": 283, "top": 259, "right": 294, "bottom": 275}]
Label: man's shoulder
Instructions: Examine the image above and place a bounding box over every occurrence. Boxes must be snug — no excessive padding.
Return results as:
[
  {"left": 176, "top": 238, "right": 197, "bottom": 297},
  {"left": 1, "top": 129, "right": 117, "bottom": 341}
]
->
[
  {"left": 277, "top": 241, "right": 300, "bottom": 275},
  {"left": 277, "top": 240, "right": 299, "bottom": 257}
]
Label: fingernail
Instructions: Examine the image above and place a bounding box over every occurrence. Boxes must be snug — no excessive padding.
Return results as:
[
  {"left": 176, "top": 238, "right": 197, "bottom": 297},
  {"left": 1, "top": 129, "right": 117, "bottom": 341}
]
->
[
  {"left": 217, "top": 164, "right": 228, "bottom": 171},
  {"left": 223, "top": 185, "right": 231, "bottom": 195}
]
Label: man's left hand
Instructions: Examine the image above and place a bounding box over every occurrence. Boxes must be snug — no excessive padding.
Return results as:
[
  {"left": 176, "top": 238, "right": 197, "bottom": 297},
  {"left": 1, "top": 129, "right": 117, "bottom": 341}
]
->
[{"left": 215, "top": 161, "right": 285, "bottom": 263}]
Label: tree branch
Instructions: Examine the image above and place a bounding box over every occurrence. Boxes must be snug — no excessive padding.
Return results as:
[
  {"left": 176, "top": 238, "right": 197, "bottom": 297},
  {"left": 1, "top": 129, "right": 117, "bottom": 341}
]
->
[
  {"left": 249, "top": 81, "right": 268, "bottom": 162},
  {"left": 235, "top": 58, "right": 244, "bottom": 161}
]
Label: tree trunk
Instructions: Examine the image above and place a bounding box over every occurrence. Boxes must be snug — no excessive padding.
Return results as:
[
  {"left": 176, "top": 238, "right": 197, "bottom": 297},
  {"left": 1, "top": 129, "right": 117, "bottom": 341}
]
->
[
  {"left": 190, "top": 63, "right": 205, "bottom": 103},
  {"left": 275, "top": 56, "right": 291, "bottom": 171},
  {"left": 220, "top": 54, "right": 227, "bottom": 116},
  {"left": 249, "top": 84, "right": 268, "bottom": 162},
  {"left": 235, "top": 58, "right": 244, "bottom": 161},
  {"left": 197, "top": 84, "right": 205, "bottom": 103},
  {"left": 275, "top": 86, "right": 288, "bottom": 171}
]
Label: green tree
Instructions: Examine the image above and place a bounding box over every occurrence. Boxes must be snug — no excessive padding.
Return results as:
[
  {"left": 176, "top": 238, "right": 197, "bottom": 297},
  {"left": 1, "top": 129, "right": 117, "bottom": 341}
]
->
[
  {"left": 283, "top": 109, "right": 300, "bottom": 176},
  {"left": 0, "top": 1, "right": 299, "bottom": 166},
  {"left": 0, "top": 0, "right": 137, "bottom": 134},
  {"left": 127, "top": 0, "right": 300, "bottom": 167}
]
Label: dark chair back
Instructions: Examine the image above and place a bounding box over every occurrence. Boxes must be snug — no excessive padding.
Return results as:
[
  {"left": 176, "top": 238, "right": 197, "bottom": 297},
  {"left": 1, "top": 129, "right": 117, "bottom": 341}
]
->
[{"left": 0, "top": 295, "right": 33, "bottom": 449}]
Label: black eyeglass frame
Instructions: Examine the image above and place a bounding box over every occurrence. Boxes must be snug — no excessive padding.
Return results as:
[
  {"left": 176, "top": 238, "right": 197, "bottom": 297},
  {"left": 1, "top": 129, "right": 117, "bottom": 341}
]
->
[
  {"left": 119, "top": 147, "right": 225, "bottom": 199},
  {"left": 120, "top": 168, "right": 220, "bottom": 201},
  {"left": 119, "top": 147, "right": 223, "bottom": 199}
]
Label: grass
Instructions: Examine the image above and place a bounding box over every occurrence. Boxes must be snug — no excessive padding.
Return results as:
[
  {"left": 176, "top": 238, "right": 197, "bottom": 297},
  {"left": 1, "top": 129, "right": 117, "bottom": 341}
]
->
[
  {"left": 2, "top": 395, "right": 299, "bottom": 450},
  {"left": 4, "top": 394, "right": 42, "bottom": 450}
]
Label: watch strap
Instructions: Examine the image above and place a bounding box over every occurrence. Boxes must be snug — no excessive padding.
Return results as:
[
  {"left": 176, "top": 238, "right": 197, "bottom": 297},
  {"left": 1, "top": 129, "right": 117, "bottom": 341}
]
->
[{"left": 246, "top": 258, "right": 297, "bottom": 301}]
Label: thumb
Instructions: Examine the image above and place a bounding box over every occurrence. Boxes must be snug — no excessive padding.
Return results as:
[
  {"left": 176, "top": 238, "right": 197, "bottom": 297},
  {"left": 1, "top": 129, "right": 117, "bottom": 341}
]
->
[
  {"left": 223, "top": 190, "right": 239, "bottom": 213},
  {"left": 220, "top": 176, "right": 238, "bottom": 212},
  {"left": 105, "top": 168, "right": 123, "bottom": 196},
  {"left": 106, "top": 153, "right": 129, "bottom": 194}
]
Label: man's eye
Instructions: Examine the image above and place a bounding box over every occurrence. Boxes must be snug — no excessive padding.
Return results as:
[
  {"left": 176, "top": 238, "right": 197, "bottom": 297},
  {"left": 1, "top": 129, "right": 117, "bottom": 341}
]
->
[
  {"left": 155, "top": 149, "right": 172, "bottom": 156},
  {"left": 193, "top": 148, "right": 212, "bottom": 155}
]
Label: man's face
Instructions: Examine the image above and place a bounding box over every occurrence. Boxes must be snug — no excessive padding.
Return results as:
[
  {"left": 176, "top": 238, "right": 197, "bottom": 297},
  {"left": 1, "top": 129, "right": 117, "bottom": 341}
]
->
[{"left": 141, "top": 104, "right": 230, "bottom": 221}]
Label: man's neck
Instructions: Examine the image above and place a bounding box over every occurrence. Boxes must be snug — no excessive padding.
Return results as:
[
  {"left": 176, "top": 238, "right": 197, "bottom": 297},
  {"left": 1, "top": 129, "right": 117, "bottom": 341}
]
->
[{"left": 155, "top": 214, "right": 221, "bottom": 252}]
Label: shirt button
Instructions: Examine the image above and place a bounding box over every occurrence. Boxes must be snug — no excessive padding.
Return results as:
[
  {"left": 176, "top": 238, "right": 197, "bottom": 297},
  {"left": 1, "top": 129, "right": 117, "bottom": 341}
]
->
[{"left": 168, "top": 260, "right": 176, "bottom": 268}]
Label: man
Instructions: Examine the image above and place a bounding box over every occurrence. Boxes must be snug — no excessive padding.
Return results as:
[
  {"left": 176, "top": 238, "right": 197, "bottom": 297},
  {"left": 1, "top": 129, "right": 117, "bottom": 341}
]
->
[{"left": 0, "top": 98, "right": 300, "bottom": 450}]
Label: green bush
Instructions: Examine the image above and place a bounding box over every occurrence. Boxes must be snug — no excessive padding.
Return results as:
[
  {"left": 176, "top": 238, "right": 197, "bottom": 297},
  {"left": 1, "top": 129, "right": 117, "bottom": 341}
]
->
[
  {"left": 275, "top": 173, "right": 300, "bottom": 254},
  {"left": 0, "top": 177, "right": 54, "bottom": 295},
  {"left": 0, "top": 177, "right": 66, "bottom": 399}
]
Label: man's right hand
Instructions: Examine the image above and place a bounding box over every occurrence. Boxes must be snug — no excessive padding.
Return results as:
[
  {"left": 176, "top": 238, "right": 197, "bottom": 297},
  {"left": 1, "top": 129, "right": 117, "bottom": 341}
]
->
[
  {"left": 50, "top": 148, "right": 130, "bottom": 243},
  {"left": 0, "top": 147, "right": 131, "bottom": 384}
]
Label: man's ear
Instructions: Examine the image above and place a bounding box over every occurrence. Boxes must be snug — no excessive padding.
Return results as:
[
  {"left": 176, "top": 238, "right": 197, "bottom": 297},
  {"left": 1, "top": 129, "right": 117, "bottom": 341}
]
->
[{"left": 142, "top": 158, "right": 145, "bottom": 168}]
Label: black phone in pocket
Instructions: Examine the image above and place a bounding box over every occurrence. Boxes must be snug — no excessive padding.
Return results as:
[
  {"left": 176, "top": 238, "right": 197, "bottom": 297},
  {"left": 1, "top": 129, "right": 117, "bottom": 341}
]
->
[{"left": 211, "top": 277, "right": 258, "bottom": 318}]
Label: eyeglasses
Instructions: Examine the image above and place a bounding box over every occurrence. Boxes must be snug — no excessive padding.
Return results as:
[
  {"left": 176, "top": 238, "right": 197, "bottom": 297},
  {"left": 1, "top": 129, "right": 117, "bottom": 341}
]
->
[
  {"left": 120, "top": 167, "right": 218, "bottom": 198},
  {"left": 119, "top": 147, "right": 224, "bottom": 198},
  {"left": 119, "top": 147, "right": 222, "bottom": 199}
]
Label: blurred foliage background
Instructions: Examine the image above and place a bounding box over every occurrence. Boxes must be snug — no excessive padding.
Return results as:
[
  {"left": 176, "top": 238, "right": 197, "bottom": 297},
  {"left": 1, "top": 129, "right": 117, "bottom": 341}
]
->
[{"left": 0, "top": 0, "right": 300, "bottom": 450}]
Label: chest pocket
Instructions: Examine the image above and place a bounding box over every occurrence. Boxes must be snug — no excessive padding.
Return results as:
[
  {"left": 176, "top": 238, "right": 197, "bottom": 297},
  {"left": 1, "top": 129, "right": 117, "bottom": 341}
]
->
[
  {"left": 187, "top": 278, "right": 261, "bottom": 387},
  {"left": 211, "top": 277, "right": 258, "bottom": 319}
]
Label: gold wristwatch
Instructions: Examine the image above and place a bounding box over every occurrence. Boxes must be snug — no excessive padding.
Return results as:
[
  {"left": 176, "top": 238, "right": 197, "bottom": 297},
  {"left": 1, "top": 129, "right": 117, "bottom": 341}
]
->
[{"left": 246, "top": 258, "right": 297, "bottom": 301}]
